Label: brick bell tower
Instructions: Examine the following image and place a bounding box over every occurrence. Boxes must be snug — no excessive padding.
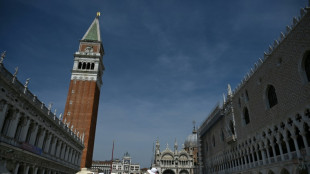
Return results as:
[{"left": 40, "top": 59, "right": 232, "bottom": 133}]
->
[{"left": 63, "top": 12, "right": 104, "bottom": 168}]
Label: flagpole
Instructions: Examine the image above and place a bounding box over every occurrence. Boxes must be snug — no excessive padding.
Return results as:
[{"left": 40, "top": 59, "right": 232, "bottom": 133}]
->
[{"left": 110, "top": 141, "right": 114, "bottom": 174}]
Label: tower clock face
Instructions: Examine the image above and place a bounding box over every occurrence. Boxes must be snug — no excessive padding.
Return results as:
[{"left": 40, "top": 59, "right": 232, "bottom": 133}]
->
[{"left": 85, "top": 46, "right": 94, "bottom": 53}]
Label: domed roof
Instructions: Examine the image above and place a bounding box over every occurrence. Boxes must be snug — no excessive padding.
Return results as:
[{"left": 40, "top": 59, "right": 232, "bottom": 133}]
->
[{"left": 184, "top": 127, "right": 198, "bottom": 148}]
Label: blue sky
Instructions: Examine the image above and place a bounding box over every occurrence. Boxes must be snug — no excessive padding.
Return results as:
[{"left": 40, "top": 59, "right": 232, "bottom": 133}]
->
[{"left": 0, "top": 0, "right": 308, "bottom": 168}]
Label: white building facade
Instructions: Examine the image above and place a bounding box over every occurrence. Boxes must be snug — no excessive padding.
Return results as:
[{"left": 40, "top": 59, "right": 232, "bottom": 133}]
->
[
  {"left": 111, "top": 152, "right": 140, "bottom": 174},
  {"left": 0, "top": 58, "right": 84, "bottom": 174}
]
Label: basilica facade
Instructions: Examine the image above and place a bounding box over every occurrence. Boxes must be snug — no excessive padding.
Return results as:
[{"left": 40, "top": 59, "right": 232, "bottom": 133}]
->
[
  {"left": 152, "top": 128, "right": 199, "bottom": 174},
  {"left": 198, "top": 5, "right": 310, "bottom": 174}
]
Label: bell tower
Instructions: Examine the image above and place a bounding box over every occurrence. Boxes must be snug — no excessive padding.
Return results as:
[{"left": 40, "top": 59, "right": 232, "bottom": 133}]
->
[{"left": 63, "top": 13, "right": 104, "bottom": 168}]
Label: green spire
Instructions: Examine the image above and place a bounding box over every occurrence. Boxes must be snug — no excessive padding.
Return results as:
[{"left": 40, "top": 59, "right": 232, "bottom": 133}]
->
[{"left": 82, "top": 15, "right": 101, "bottom": 41}]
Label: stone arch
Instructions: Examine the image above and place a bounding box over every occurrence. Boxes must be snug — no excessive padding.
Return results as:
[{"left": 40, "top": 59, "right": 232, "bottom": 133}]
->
[
  {"left": 28, "top": 166, "right": 34, "bottom": 174},
  {"left": 267, "top": 170, "right": 275, "bottom": 174},
  {"left": 280, "top": 168, "right": 290, "bottom": 174},
  {"left": 17, "top": 164, "right": 25, "bottom": 174},
  {"left": 294, "top": 126, "right": 305, "bottom": 149},
  {"left": 163, "top": 169, "right": 175, "bottom": 174},
  {"left": 303, "top": 122, "right": 310, "bottom": 146},
  {"left": 286, "top": 130, "right": 296, "bottom": 152}
]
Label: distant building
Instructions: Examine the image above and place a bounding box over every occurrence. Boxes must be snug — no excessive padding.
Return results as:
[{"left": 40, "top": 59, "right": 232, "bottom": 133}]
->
[
  {"left": 198, "top": 5, "right": 310, "bottom": 174},
  {"left": 92, "top": 153, "right": 141, "bottom": 174},
  {"left": 92, "top": 160, "right": 112, "bottom": 174},
  {"left": 152, "top": 127, "right": 199, "bottom": 174},
  {"left": 112, "top": 152, "right": 140, "bottom": 174},
  {"left": 0, "top": 53, "right": 84, "bottom": 173}
]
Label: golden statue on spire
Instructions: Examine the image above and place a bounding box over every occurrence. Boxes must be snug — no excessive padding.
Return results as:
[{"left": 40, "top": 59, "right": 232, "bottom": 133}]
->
[{"left": 97, "top": 12, "right": 101, "bottom": 17}]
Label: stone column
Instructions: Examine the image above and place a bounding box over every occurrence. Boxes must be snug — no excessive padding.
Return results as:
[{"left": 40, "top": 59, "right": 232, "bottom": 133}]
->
[
  {"left": 276, "top": 139, "right": 284, "bottom": 161},
  {"left": 250, "top": 149, "right": 255, "bottom": 167},
  {"left": 29, "top": 123, "right": 39, "bottom": 145},
  {"left": 255, "top": 149, "right": 260, "bottom": 165},
  {"left": 44, "top": 134, "right": 51, "bottom": 153},
  {"left": 283, "top": 137, "right": 292, "bottom": 159},
  {"left": 271, "top": 142, "right": 277, "bottom": 162},
  {"left": 266, "top": 146, "right": 271, "bottom": 164},
  {"left": 0, "top": 102, "right": 9, "bottom": 131},
  {"left": 300, "top": 131, "right": 310, "bottom": 156},
  {"left": 25, "top": 165, "right": 30, "bottom": 174},
  {"left": 38, "top": 129, "right": 46, "bottom": 148},
  {"left": 13, "top": 162, "right": 20, "bottom": 174},
  {"left": 7, "top": 110, "right": 21, "bottom": 138},
  {"left": 19, "top": 118, "right": 30, "bottom": 142},
  {"left": 291, "top": 135, "right": 301, "bottom": 158},
  {"left": 51, "top": 138, "right": 57, "bottom": 156},
  {"left": 55, "top": 140, "right": 61, "bottom": 157},
  {"left": 60, "top": 143, "right": 65, "bottom": 159}
]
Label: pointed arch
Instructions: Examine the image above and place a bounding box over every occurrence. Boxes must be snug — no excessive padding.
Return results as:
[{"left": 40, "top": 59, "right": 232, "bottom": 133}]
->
[
  {"left": 303, "top": 50, "right": 310, "bottom": 82},
  {"left": 280, "top": 168, "right": 290, "bottom": 174},
  {"left": 243, "top": 107, "right": 250, "bottom": 125},
  {"left": 266, "top": 85, "right": 278, "bottom": 108}
]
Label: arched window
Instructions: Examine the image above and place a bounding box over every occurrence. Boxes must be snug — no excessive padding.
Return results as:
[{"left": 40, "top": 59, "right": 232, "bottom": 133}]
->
[
  {"left": 82, "top": 62, "right": 86, "bottom": 69},
  {"left": 229, "top": 120, "right": 235, "bottom": 135},
  {"left": 91, "top": 63, "right": 95, "bottom": 70},
  {"left": 221, "top": 129, "right": 225, "bottom": 141},
  {"left": 305, "top": 52, "right": 310, "bottom": 82},
  {"left": 267, "top": 85, "right": 278, "bottom": 108},
  {"left": 86, "top": 63, "right": 90, "bottom": 69},
  {"left": 245, "top": 90, "right": 249, "bottom": 101},
  {"left": 78, "top": 62, "right": 82, "bottom": 69},
  {"left": 243, "top": 107, "right": 250, "bottom": 125}
]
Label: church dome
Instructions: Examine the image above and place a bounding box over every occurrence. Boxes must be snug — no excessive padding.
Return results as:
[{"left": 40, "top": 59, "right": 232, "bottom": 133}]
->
[{"left": 184, "top": 127, "right": 198, "bottom": 148}]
